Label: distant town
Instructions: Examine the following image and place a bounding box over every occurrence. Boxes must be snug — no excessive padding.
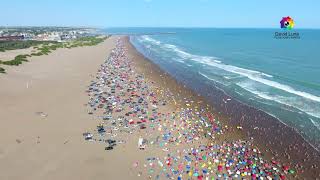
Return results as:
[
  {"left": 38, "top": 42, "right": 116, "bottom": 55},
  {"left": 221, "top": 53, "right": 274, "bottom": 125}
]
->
[
  {"left": 0, "top": 27, "right": 99, "bottom": 42},
  {"left": 0, "top": 27, "right": 108, "bottom": 73}
]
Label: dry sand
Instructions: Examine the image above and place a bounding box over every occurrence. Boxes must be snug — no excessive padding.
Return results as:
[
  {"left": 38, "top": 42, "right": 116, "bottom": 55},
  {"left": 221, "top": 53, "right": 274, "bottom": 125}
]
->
[
  {"left": 0, "top": 36, "right": 189, "bottom": 180},
  {"left": 0, "top": 47, "right": 37, "bottom": 61},
  {"left": 0, "top": 36, "right": 210, "bottom": 180},
  {"left": 0, "top": 36, "right": 143, "bottom": 180},
  {"left": 0, "top": 35, "right": 313, "bottom": 180},
  {"left": 0, "top": 35, "right": 244, "bottom": 180}
]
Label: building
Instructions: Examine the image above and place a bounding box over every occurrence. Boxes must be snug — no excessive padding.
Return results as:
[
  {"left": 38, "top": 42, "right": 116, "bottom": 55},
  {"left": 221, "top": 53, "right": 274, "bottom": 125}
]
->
[{"left": 0, "top": 35, "right": 24, "bottom": 41}]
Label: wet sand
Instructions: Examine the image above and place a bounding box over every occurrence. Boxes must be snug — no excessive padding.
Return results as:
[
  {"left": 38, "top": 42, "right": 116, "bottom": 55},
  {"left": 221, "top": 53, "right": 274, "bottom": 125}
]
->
[
  {"left": 84, "top": 37, "right": 280, "bottom": 180},
  {"left": 125, "top": 37, "right": 320, "bottom": 179},
  {"left": 202, "top": 81, "right": 320, "bottom": 178},
  {"left": 125, "top": 37, "right": 244, "bottom": 143},
  {"left": 0, "top": 34, "right": 318, "bottom": 180}
]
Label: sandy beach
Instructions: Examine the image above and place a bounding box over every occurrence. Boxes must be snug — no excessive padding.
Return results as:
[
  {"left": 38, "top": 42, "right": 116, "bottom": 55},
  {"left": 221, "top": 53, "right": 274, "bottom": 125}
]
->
[
  {"left": 127, "top": 36, "right": 320, "bottom": 179},
  {"left": 0, "top": 47, "right": 37, "bottom": 61},
  {"left": 0, "top": 36, "right": 129, "bottom": 180},
  {"left": 0, "top": 35, "right": 318, "bottom": 180}
]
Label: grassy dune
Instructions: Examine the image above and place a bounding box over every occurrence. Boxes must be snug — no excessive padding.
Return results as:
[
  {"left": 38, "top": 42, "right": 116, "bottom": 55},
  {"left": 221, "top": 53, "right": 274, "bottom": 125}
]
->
[{"left": 0, "top": 36, "right": 110, "bottom": 73}]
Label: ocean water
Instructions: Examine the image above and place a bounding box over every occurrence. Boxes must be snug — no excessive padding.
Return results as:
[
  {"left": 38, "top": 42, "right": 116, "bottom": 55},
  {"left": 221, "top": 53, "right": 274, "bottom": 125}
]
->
[{"left": 104, "top": 28, "right": 320, "bottom": 150}]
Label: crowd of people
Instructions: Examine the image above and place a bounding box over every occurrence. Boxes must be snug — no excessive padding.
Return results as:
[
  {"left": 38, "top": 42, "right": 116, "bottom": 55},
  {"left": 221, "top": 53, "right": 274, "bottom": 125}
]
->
[{"left": 83, "top": 38, "right": 297, "bottom": 179}]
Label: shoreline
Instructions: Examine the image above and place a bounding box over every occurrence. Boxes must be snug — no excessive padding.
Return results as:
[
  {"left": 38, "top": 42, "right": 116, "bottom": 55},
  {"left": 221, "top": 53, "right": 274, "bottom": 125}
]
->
[
  {"left": 0, "top": 34, "right": 318, "bottom": 179},
  {"left": 124, "top": 37, "right": 245, "bottom": 142},
  {"left": 84, "top": 36, "right": 299, "bottom": 179},
  {"left": 126, "top": 36, "right": 320, "bottom": 179}
]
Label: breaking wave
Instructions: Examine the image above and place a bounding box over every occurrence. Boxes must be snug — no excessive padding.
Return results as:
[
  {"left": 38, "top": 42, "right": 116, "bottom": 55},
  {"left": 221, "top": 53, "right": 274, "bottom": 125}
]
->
[
  {"left": 140, "top": 35, "right": 320, "bottom": 104},
  {"left": 133, "top": 34, "right": 320, "bottom": 152}
]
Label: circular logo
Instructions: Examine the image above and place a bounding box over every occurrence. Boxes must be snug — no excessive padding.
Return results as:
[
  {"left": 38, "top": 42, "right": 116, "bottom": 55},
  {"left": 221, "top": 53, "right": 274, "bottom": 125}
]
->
[{"left": 280, "top": 16, "right": 295, "bottom": 30}]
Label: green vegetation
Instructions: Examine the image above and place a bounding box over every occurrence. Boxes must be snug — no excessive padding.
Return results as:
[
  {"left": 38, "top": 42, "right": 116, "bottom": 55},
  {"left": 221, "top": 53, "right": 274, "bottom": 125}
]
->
[
  {"left": 63, "top": 36, "right": 108, "bottom": 48},
  {"left": 0, "top": 40, "right": 56, "bottom": 52},
  {"left": 74, "top": 36, "right": 106, "bottom": 46},
  {"left": 0, "top": 54, "right": 30, "bottom": 66},
  {"left": 0, "top": 36, "right": 110, "bottom": 73},
  {"left": 0, "top": 66, "right": 5, "bottom": 73}
]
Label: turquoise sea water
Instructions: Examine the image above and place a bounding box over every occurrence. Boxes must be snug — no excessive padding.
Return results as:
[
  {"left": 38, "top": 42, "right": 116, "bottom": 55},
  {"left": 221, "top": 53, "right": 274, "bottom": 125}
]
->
[{"left": 104, "top": 28, "right": 320, "bottom": 150}]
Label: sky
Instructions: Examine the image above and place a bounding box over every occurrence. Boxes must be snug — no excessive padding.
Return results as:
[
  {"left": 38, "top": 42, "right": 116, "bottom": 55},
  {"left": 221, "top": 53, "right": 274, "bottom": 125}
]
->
[{"left": 0, "top": 0, "right": 319, "bottom": 28}]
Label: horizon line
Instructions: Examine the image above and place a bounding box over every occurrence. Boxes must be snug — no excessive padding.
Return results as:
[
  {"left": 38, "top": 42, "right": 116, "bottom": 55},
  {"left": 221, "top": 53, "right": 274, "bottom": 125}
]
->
[{"left": 1, "top": 26, "right": 319, "bottom": 30}]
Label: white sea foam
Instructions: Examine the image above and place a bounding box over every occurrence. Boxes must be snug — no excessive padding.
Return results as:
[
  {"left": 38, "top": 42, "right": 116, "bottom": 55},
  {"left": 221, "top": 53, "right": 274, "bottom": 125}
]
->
[
  {"left": 139, "top": 35, "right": 320, "bottom": 117},
  {"left": 141, "top": 35, "right": 161, "bottom": 45},
  {"left": 137, "top": 35, "right": 320, "bottom": 151},
  {"left": 237, "top": 81, "right": 320, "bottom": 119},
  {"left": 199, "top": 72, "right": 214, "bottom": 81},
  {"left": 310, "top": 118, "right": 320, "bottom": 131},
  {"left": 237, "top": 73, "right": 320, "bottom": 103},
  {"left": 163, "top": 44, "right": 177, "bottom": 49},
  {"left": 197, "top": 58, "right": 320, "bottom": 104},
  {"left": 141, "top": 36, "right": 320, "bottom": 103},
  {"left": 199, "top": 72, "right": 225, "bottom": 85}
]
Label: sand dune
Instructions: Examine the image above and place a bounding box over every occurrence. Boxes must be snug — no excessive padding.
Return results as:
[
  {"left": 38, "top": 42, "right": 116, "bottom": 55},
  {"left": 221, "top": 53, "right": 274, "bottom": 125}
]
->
[{"left": 0, "top": 47, "right": 36, "bottom": 61}]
